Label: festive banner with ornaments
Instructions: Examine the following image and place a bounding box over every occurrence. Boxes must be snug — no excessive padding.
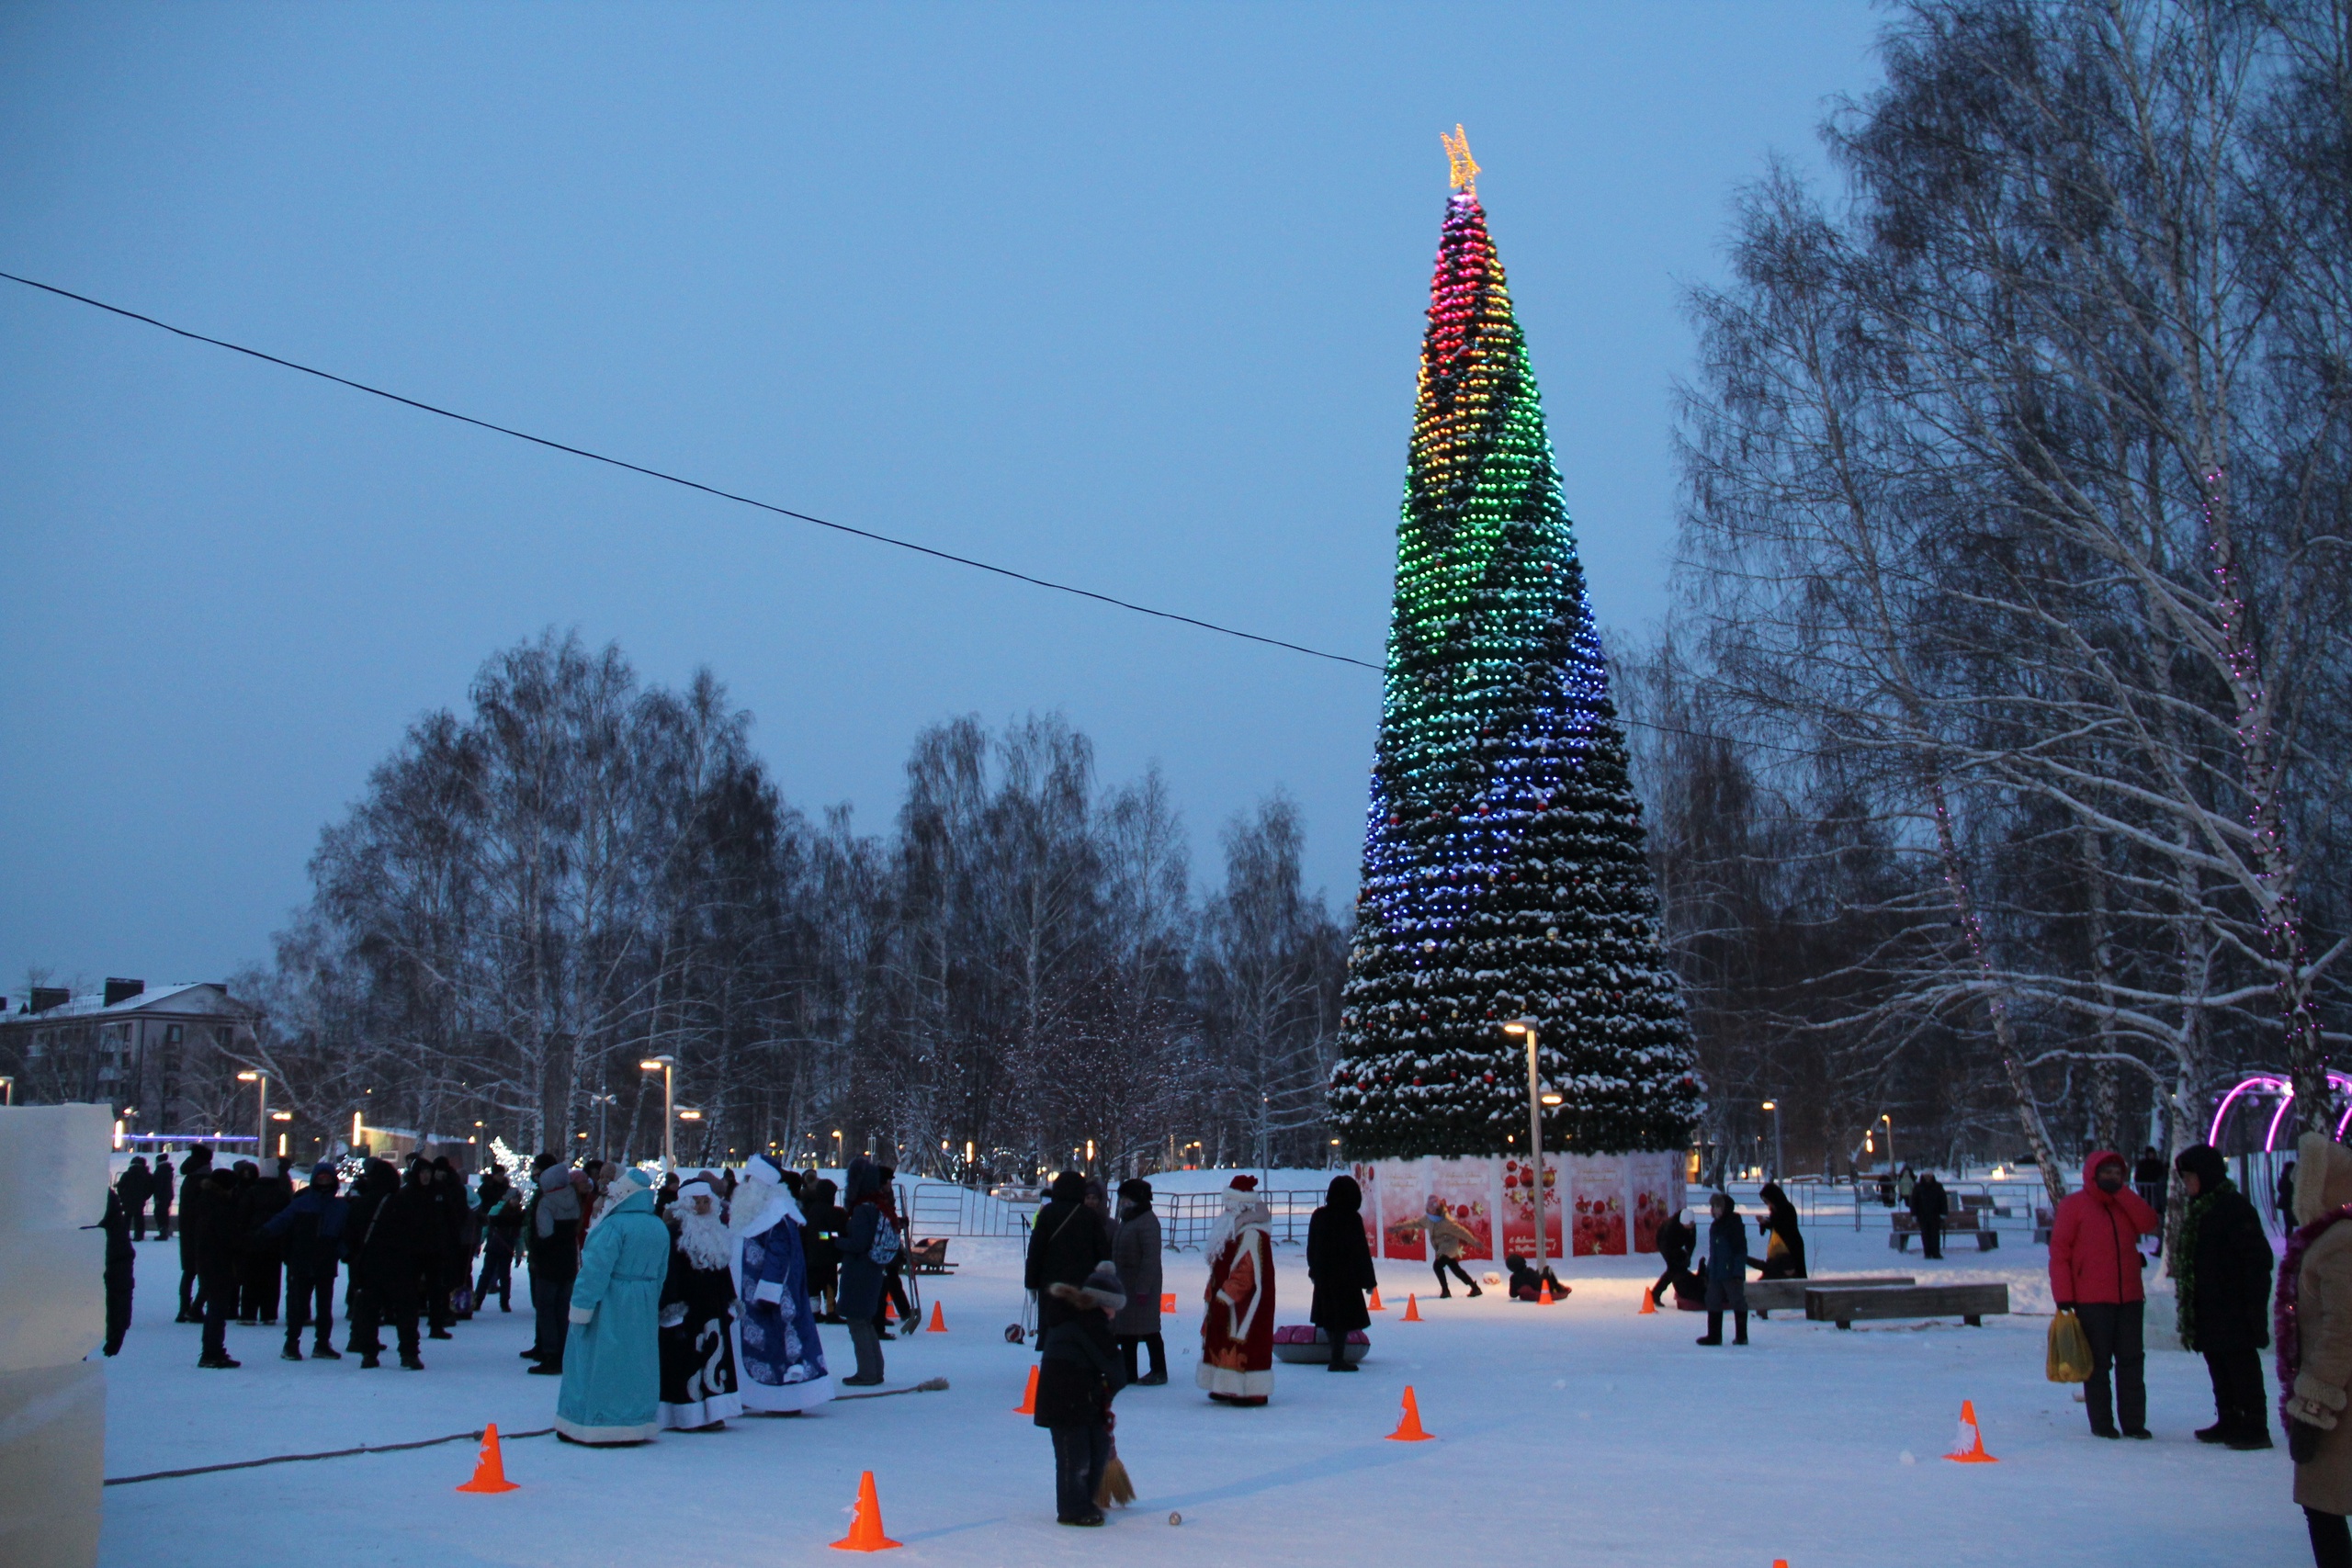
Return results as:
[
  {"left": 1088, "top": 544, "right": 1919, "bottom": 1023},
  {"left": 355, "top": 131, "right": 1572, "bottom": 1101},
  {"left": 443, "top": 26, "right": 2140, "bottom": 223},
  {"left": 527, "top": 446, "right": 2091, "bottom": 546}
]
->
[{"left": 1358, "top": 1152, "right": 1685, "bottom": 1259}]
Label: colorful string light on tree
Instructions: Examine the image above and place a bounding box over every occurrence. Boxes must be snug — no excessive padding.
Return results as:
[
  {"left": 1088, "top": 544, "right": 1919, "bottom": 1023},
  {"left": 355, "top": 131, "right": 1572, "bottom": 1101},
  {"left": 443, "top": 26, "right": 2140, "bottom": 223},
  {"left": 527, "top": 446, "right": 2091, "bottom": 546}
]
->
[{"left": 1329, "top": 131, "right": 1700, "bottom": 1160}]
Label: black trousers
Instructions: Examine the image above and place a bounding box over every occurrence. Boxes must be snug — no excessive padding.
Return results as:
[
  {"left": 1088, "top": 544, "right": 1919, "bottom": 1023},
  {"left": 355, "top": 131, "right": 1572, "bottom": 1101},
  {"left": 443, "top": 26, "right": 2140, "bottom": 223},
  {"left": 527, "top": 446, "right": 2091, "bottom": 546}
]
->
[
  {"left": 1117, "top": 1333, "right": 1167, "bottom": 1382},
  {"left": 1050, "top": 1422, "right": 1111, "bottom": 1521},
  {"left": 2311, "top": 1508, "right": 2351, "bottom": 1568},
  {"left": 2204, "top": 1345, "right": 2267, "bottom": 1436},
  {"left": 1431, "top": 1256, "right": 1475, "bottom": 1292},
  {"left": 531, "top": 1269, "right": 573, "bottom": 1364},
  {"left": 350, "top": 1277, "right": 420, "bottom": 1358},
  {"left": 2076, "top": 1301, "right": 2146, "bottom": 1434},
  {"left": 125, "top": 1198, "right": 148, "bottom": 1241},
  {"left": 285, "top": 1263, "right": 336, "bottom": 1345},
  {"left": 178, "top": 1255, "right": 203, "bottom": 1319},
  {"left": 153, "top": 1196, "right": 172, "bottom": 1240},
  {"left": 198, "top": 1266, "right": 235, "bottom": 1359},
  {"left": 1918, "top": 1218, "right": 1943, "bottom": 1258},
  {"left": 104, "top": 1264, "right": 133, "bottom": 1356},
  {"left": 424, "top": 1257, "right": 455, "bottom": 1330},
  {"left": 240, "top": 1248, "right": 283, "bottom": 1323}
]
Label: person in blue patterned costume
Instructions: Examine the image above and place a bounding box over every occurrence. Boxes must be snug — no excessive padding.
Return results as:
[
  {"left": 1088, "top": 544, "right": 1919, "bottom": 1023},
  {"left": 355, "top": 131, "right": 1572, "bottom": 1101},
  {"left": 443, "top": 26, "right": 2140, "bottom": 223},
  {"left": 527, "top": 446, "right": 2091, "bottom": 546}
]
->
[{"left": 729, "top": 1155, "right": 833, "bottom": 1414}]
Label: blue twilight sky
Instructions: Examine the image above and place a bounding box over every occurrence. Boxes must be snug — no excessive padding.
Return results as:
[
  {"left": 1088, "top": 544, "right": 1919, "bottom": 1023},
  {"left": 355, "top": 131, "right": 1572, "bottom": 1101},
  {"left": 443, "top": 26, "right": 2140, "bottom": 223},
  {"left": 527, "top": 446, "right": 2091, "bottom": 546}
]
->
[{"left": 0, "top": 3, "right": 1881, "bottom": 993}]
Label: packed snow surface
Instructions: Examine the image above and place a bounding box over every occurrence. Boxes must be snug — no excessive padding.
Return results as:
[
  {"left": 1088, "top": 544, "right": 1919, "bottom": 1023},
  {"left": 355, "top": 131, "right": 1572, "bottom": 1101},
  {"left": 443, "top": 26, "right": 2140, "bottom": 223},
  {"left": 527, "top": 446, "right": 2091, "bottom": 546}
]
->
[{"left": 99, "top": 1213, "right": 2295, "bottom": 1565}]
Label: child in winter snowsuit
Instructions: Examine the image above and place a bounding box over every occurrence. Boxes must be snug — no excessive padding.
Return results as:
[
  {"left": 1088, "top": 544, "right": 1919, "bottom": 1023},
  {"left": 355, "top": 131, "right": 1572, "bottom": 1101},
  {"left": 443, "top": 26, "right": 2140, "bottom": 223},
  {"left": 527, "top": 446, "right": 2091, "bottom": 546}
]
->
[
  {"left": 1037, "top": 1260, "right": 1128, "bottom": 1526},
  {"left": 1650, "top": 1210, "right": 1702, "bottom": 1308},
  {"left": 1699, "top": 1191, "right": 1748, "bottom": 1347},
  {"left": 1506, "top": 1254, "right": 1567, "bottom": 1302}
]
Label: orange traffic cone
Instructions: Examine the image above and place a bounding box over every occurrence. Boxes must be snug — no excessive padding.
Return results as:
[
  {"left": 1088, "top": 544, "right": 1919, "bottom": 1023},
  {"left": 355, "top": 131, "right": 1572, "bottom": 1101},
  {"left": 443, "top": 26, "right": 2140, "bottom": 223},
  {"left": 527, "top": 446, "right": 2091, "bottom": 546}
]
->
[
  {"left": 830, "top": 1471, "right": 903, "bottom": 1551},
  {"left": 1385, "top": 1384, "right": 1435, "bottom": 1442},
  {"left": 1945, "top": 1399, "right": 1998, "bottom": 1463},
  {"left": 1538, "top": 1278, "right": 1554, "bottom": 1305},
  {"left": 1638, "top": 1287, "right": 1657, "bottom": 1315},
  {"left": 1161, "top": 1292, "right": 1177, "bottom": 1314},
  {"left": 1401, "top": 1292, "right": 1422, "bottom": 1322},
  {"left": 455, "top": 1423, "right": 519, "bottom": 1494},
  {"left": 927, "top": 1302, "right": 947, "bottom": 1333},
  {"left": 1013, "top": 1364, "right": 1038, "bottom": 1415},
  {"left": 1368, "top": 1287, "right": 1386, "bottom": 1312},
  {"left": 883, "top": 1296, "right": 898, "bottom": 1324}
]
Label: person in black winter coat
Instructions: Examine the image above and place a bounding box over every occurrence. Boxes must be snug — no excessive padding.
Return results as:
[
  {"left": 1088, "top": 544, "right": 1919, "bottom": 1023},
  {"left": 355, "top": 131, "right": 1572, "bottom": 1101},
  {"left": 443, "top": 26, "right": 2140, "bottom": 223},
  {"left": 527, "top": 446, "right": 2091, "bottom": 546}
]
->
[
  {"left": 1035, "top": 1260, "right": 1128, "bottom": 1527},
  {"left": 260, "top": 1161, "right": 348, "bottom": 1360},
  {"left": 839, "top": 1157, "right": 897, "bottom": 1385},
  {"left": 193, "top": 1166, "right": 243, "bottom": 1367},
  {"left": 1698, "top": 1190, "right": 1749, "bottom": 1347},
  {"left": 152, "top": 1154, "right": 175, "bottom": 1241},
  {"left": 1027, "top": 1170, "right": 1113, "bottom": 1341},
  {"left": 1909, "top": 1172, "right": 1951, "bottom": 1259},
  {"left": 473, "top": 1170, "right": 524, "bottom": 1313},
  {"left": 96, "top": 1189, "right": 135, "bottom": 1355},
  {"left": 175, "top": 1145, "right": 214, "bottom": 1322},
  {"left": 802, "top": 1178, "right": 843, "bottom": 1321},
  {"left": 346, "top": 1159, "right": 432, "bottom": 1369},
  {"left": 236, "top": 1159, "right": 294, "bottom": 1325},
  {"left": 1306, "top": 1174, "right": 1376, "bottom": 1372},
  {"left": 2175, "top": 1143, "right": 2275, "bottom": 1450},
  {"left": 1748, "top": 1182, "right": 1808, "bottom": 1280},
  {"left": 1650, "top": 1210, "right": 1702, "bottom": 1308},
  {"left": 117, "top": 1156, "right": 153, "bottom": 1242},
  {"left": 524, "top": 1164, "right": 583, "bottom": 1371}
]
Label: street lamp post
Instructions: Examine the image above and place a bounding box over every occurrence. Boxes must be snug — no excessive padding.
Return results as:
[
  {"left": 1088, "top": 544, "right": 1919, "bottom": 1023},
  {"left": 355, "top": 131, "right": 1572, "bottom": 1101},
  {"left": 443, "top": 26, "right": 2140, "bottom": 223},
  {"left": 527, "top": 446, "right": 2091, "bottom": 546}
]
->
[
  {"left": 639, "top": 1057, "right": 677, "bottom": 1173},
  {"left": 1880, "top": 1113, "right": 1896, "bottom": 1177},
  {"left": 589, "top": 1092, "right": 617, "bottom": 1163},
  {"left": 1762, "top": 1100, "right": 1783, "bottom": 1181},
  {"left": 1502, "top": 1020, "right": 1562, "bottom": 1280},
  {"left": 236, "top": 1071, "right": 268, "bottom": 1163}
]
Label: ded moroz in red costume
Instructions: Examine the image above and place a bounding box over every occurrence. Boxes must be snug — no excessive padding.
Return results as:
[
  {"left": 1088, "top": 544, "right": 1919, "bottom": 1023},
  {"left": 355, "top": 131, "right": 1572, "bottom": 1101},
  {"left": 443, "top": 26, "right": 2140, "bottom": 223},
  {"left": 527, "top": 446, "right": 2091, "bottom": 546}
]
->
[{"left": 1199, "top": 1176, "right": 1275, "bottom": 1404}]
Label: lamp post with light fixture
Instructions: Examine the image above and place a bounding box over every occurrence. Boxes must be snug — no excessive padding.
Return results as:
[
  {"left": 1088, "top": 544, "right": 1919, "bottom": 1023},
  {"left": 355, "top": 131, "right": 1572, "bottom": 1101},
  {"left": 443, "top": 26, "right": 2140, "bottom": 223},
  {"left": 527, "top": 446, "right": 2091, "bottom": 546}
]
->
[
  {"left": 1502, "top": 1020, "right": 1563, "bottom": 1280},
  {"left": 236, "top": 1070, "right": 268, "bottom": 1162},
  {"left": 1762, "top": 1100, "right": 1783, "bottom": 1181},
  {"left": 639, "top": 1056, "right": 677, "bottom": 1172}
]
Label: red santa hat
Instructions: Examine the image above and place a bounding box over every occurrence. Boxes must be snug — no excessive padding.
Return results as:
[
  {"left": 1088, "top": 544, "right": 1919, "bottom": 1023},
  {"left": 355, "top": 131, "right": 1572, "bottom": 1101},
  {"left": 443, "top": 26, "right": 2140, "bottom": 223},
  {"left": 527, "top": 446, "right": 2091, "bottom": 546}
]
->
[{"left": 1227, "top": 1175, "right": 1259, "bottom": 1191}]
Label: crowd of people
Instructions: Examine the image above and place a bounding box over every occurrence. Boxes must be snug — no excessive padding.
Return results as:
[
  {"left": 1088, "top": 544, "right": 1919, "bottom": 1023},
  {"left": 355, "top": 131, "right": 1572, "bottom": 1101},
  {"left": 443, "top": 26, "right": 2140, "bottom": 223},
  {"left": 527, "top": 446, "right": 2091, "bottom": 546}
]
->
[{"left": 96, "top": 1139, "right": 2352, "bottom": 1556}]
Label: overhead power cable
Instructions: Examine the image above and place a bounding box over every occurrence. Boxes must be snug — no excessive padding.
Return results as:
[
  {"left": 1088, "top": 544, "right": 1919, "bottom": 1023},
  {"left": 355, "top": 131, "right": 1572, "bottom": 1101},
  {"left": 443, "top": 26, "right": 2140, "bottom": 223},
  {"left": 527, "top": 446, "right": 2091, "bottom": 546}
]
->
[
  {"left": 3, "top": 268, "right": 1820, "bottom": 759},
  {"left": 0, "top": 269, "right": 1379, "bottom": 672}
]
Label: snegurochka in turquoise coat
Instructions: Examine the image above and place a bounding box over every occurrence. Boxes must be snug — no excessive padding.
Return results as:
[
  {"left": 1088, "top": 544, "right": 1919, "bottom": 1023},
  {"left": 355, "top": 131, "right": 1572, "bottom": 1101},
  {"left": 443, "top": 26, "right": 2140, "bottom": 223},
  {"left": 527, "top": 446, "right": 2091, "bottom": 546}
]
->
[{"left": 556, "top": 1168, "right": 671, "bottom": 1444}]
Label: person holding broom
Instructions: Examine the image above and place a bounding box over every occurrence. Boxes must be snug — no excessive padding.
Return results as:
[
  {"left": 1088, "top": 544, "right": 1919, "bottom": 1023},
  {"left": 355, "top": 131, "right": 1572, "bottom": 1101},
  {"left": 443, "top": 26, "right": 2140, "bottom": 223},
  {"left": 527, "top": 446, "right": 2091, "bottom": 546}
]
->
[{"left": 1037, "top": 1259, "right": 1132, "bottom": 1527}]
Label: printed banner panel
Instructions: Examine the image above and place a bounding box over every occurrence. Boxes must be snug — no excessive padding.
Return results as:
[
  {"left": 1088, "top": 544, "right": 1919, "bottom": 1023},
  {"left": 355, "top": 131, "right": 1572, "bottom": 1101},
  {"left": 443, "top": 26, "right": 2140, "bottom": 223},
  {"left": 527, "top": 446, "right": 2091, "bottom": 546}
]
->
[{"left": 1498, "top": 1152, "right": 1565, "bottom": 1259}]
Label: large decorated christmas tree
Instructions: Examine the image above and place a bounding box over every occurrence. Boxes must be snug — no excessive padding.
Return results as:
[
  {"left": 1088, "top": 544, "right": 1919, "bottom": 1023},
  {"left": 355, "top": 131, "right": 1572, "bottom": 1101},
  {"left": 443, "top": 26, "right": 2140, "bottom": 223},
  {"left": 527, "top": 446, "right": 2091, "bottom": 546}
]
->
[{"left": 1329, "top": 131, "right": 1701, "bottom": 1161}]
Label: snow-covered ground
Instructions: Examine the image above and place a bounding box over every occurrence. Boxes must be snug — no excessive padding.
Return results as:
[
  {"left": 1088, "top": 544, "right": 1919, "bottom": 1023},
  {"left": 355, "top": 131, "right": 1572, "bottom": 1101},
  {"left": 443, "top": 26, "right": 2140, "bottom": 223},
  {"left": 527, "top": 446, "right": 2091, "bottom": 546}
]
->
[{"left": 98, "top": 1219, "right": 2297, "bottom": 1566}]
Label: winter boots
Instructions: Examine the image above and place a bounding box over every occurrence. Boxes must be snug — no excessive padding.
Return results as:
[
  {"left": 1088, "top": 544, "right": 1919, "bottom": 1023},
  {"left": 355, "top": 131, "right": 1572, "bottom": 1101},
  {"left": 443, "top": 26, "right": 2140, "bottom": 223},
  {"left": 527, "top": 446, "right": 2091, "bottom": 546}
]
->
[
  {"left": 198, "top": 1352, "right": 240, "bottom": 1370},
  {"left": 281, "top": 1342, "right": 304, "bottom": 1361},
  {"left": 400, "top": 1349, "right": 425, "bottom": 1371},
  {"left": 311, "top": 1341, "right": 343, "bottom": 1360}
]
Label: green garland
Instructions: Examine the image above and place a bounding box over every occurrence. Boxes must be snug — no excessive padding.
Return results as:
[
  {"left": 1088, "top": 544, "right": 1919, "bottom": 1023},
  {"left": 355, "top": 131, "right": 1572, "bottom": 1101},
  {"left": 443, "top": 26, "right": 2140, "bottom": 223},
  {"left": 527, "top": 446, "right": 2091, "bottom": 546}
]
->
[{"left": 2176, "top": 1187, "right": 2220, "bottom": 1351}]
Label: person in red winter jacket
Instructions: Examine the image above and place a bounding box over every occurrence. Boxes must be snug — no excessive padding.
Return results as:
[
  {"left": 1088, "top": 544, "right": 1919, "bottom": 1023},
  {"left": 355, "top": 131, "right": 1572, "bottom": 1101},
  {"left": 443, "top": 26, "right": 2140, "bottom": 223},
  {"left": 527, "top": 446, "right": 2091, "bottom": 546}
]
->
[{"left": 2050, "top": 1149, "right": 2164, "bottom": 1438}]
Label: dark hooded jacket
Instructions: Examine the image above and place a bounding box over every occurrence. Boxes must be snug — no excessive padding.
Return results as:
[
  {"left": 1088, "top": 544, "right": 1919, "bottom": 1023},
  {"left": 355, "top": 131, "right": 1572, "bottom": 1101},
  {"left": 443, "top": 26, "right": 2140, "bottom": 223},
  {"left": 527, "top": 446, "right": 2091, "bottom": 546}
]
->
[
  {"left": 1306, "top": 1175, "right": 1378, "bottom": 1334},
  {"left": 837, "top": 1157, "right": 891, "bottom": 1321},
  {"left": 2175, "top": 1144, "right": 2271, "bottom": 1352},
  {"left": 1751, "top": 1182, "right": 1808, "bottom": 1279},
  {"left": 1026, "top": 1169, "right": 1110, "bottom": 1335}
]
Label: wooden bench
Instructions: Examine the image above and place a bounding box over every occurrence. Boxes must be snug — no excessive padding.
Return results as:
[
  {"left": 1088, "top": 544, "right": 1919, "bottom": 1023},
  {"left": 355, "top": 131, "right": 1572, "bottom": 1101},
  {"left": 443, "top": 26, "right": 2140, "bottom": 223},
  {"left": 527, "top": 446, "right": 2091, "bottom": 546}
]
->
[
  {"left": 1890, "top": 1211, "right": 2000, "bottom": 1251},
  {"left": 1748, "top": 1275, "right": 1913, "bottom": 1319},
  {"left": 907, "top": 1236, "right": 956, "bottom": 1275},
  {"left": 1804, "top": 1282, "right": 2009, "bottom": 1330}
]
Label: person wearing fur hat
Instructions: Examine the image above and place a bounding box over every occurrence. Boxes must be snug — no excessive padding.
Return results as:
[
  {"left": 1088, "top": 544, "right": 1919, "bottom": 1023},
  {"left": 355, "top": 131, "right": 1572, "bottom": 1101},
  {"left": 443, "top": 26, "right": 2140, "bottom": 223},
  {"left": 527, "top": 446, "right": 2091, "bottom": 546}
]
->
[
  {"left": 258, "top": 1161, "right": 349, "bottom": 1361},
  {"left": 1110, "top": 1178, "right": 1165, "bottom": 1385},
  {"left": 1199, "top": 1175, "right": 1275, "bottom": 1404},
  {"left": 2173, "top": 1143, "right": 2273, "bottom": 1450},
  {"left": 557, "top": 1167, "right": 670, "bottom": 1444},
  {"left": 656, "top": 1176, "right": 744, "bottom": 1430},
  {"left": 727, "top": 1155, "right": 833, "bottom": 1414},
  {"left": 2282, "top": 1132, "right": 2352, "bottom": 1566},
  {"left": 1038, "top": 1260, "right": 1129, "bottom": 1526}
]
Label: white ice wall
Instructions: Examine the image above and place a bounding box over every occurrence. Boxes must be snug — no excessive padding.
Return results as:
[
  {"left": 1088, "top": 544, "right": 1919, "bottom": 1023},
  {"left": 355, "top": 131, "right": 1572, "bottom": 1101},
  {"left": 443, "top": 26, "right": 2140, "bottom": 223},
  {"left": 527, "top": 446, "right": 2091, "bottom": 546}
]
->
[{"left": 0, "top": 1104, "right": 109, "bottom": 1568}]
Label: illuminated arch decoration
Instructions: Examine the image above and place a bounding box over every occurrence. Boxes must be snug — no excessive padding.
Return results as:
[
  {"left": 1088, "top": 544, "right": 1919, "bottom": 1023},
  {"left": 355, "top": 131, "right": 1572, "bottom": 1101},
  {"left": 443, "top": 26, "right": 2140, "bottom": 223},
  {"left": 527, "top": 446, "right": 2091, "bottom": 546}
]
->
[{"left": 2208, "top": 1073, "right": 2352, "bottom": 1151}]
